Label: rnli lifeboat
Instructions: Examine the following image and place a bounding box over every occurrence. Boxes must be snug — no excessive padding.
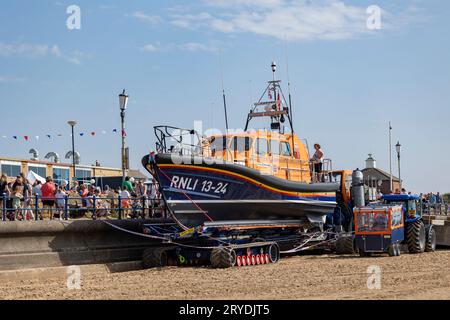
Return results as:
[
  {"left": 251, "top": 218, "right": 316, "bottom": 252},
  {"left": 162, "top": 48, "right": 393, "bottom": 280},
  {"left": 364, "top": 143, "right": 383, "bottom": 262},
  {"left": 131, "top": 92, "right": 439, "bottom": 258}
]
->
[{"left": 143, "top": 63, "right": 341, "bottom": 227}]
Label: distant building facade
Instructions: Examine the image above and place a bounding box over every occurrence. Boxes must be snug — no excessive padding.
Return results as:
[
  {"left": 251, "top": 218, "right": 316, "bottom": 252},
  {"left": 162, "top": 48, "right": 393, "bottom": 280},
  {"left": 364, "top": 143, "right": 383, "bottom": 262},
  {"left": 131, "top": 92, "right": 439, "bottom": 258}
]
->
[
  {"left": 0, "top": 156, "right": 148, "bottom": 189},
  {"left": 362, "top": 154, "right": 400, "bottom": 195}
]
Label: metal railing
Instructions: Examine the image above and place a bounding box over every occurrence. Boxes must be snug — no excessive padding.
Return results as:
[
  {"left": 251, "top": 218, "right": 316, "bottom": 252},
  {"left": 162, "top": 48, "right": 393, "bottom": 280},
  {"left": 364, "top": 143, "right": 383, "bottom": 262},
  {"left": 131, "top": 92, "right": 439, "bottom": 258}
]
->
[
  {"left": 423, "top": 203, "right": 448, "bottom": 216},
  {"left": 0, "top": 193, "right": 167, "bottom": 222}
]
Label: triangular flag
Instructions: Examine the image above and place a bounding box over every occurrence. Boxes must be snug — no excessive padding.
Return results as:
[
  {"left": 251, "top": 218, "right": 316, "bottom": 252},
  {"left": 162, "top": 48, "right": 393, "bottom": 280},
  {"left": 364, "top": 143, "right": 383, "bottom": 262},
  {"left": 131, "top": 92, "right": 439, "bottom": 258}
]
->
[
  {"left": 35, "top": 136, "right": 39, "bottom": 140},
  {"left": 58, "top": 134, "right": 62, "bottom": 137},
  {"left": 13, "top": 136, "right": 17, "bottom": 140},
  {"left": 113, "top": 129, "right": 118, "bottom": 133},
  {"left": 79, "top": 133, "right": 84, "bottom": 136},
  {"left": 91, "top": 132, "right": 96, "bottom": 136},
  {"left": 122, "top": 129, "right": 127, "bottom": 137},
  {"left": 46, "top": 135, "right": 51, "bottom": 139},
  {"left": 24, "top": 136, "right": 29, "bottom": 141}
]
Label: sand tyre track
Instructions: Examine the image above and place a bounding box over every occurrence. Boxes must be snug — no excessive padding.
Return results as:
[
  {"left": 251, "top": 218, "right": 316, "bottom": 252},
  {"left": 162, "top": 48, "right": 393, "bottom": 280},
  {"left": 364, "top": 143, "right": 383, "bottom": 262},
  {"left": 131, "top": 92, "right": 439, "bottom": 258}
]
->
[
  {"left": 425, "top": 226, "right": 437, "bottom": 252},
  {"left": 142, "top": 247, "right": 169, "bottom": 269},
  {"left": 407, "top": 220, "right": 426, "bottom": 253},
  {"left": 336, "top": 235, "right": 355, "bottom": 254},
  {"left": 210, "top": 247, "right": 237, "bottom": 268}
]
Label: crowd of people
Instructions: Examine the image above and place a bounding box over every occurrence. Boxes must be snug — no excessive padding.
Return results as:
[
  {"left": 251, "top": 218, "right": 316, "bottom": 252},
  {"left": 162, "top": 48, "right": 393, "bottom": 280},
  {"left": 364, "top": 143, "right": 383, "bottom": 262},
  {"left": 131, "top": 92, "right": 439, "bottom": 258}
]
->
[{"left": 0, "top": 173, "right": 163, "bottom": 221}]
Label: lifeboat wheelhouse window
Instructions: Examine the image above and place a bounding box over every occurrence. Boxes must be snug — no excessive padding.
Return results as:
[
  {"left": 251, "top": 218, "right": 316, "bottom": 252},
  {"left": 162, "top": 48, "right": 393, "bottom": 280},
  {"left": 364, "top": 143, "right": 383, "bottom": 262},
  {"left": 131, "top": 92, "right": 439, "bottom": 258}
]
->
[
  {"left": 256, "top": 138, "right": 268, "bottom": 155},
  {"left": 280, "top": 142, "right": 292, "bottom": 156},
  {"left": 233, "top": 137, "right": 252, "bottom": 152}
]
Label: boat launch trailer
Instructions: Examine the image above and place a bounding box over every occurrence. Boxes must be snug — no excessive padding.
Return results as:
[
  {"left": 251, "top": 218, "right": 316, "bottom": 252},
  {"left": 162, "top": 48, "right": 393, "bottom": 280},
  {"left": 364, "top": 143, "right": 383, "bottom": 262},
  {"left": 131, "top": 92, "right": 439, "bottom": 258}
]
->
[{"left": 139, "top": 219, "right": 338, "bottom": 269}]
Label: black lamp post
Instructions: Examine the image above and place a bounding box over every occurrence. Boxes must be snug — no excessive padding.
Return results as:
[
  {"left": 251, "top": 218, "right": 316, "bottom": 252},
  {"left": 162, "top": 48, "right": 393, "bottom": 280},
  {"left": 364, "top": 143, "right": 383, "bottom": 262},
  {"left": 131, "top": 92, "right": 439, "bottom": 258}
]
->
[
  {"left": 67, "top": 120, "right": 77, "bottom": 187},
  {"left": 119, "top": 90, "right": 129, "bottom": 183},
  {"left": 396, "top": 141, "right": 402, "bottom": 190}
]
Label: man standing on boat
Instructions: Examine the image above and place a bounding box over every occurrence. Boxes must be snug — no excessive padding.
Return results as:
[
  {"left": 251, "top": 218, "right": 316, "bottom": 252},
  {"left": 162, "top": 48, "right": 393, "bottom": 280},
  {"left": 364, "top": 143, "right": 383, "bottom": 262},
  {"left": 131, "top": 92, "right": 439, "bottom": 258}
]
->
[{"left": 311, "top": 144, "right": 324, "bottom": 183}]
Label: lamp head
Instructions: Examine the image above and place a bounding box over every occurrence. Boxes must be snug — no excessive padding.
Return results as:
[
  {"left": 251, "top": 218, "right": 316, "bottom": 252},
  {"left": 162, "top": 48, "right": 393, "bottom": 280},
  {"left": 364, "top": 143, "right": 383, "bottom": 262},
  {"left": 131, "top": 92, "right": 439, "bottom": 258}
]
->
[
  {"left": 119, "top": 89, "right": 129, "bottom": 111},
  {"left": 396, "top": 141, "right": 401, "bottom": 154},
  {"left": 67, "top": 120, "right": 77, "bottom": 127}
]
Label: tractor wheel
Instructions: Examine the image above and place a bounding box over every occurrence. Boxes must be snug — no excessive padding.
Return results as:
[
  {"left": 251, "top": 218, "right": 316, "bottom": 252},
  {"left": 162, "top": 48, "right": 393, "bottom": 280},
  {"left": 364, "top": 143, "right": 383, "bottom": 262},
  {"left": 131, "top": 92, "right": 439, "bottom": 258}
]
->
[
  {"left": 142, "top": 247, "right": 169, "bottom": 269},
  {"left": 210, "top": 247, "right": 237, "bottom": 269},
  {"left": 406, "top": 220, "right": 426, "bottom": 254},
  {"left": 388, "top": 244, "right": 396, "bottom": 257},
  {"left": 395, "top": 243, "right": 401, "bottom": 256},
  {"left": 359, "top": 250, "right": 371, "bottom": 257},
  {"left": 425, "top": 226, "right": 437, "bottom": 252},
  {"left": 335, "top": 235, "right": 355, "bottom": 254}
]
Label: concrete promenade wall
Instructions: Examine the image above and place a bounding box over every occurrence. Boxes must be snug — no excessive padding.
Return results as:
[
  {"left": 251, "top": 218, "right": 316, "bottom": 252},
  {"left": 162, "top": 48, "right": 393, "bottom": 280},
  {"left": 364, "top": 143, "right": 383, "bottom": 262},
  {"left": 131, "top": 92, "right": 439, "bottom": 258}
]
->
[{"left": 0, "top": 219, "right": 169, "bottom": 271}]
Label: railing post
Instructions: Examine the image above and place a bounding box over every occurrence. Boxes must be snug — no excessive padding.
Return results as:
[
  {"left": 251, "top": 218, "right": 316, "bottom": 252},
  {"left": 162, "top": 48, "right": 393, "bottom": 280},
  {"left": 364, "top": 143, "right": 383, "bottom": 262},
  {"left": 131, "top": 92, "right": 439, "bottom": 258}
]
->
[
  {"left": 35, "top": 194, "right": 39, "bottom": 221},
  {"left": 118, "top": 195, "right": 122, "bottom": 220},
  {"left": 92, "top": 195, "right": 97, "bottom": 220},
  {"left": 2, "top": 193, "right": 6, "bottom": 221},
  {"left": 64, "top": 196, "right": 69, "bottom": 220},
  {"left": 142, "top": 196, "right": 146, "bottom": 219}
]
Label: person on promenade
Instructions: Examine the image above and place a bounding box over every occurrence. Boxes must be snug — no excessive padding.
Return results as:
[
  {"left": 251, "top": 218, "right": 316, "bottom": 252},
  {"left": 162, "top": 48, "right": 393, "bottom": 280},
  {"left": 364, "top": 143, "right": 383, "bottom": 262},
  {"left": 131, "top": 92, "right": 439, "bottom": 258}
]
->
[
  {"left": 55, "top": 185, "right": 67, "bottom": 220},
  {"left": 0, "top": 175, "right": 10, "bottom": 218},
  {"left": 12, "top": 176, "right": 24, "bottom": 221},
  {"left": 41, "top": 177, "right": 56, "bottom": 220},
  {"left": 22, "top": 177, "right": 34, "bottom": 220},
  {"left": 122, "top": 176, "right": 133, "bottom": 192}
]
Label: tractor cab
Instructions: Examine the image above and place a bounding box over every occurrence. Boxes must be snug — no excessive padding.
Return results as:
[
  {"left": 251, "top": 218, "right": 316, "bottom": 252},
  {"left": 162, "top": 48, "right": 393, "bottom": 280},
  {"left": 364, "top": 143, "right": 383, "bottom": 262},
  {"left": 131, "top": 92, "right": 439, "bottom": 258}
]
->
[{"left": 382, "top": 194, "right": 422, "bottom": 223}]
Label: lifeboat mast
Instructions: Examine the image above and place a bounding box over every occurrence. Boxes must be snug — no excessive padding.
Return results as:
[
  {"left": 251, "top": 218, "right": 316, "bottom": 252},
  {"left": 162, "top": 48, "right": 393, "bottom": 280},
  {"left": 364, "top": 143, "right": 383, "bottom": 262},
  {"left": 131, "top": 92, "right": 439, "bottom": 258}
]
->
[{"left": 244, "top": 62, "right": 296, "bottom": 155}]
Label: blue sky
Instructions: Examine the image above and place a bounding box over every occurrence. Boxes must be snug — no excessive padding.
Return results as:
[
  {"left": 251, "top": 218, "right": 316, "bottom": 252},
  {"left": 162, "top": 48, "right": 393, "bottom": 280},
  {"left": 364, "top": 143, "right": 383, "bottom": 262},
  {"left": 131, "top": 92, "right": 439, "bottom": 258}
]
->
[{"left": 0, "top": 0, "right": 449, "bottom": 193}]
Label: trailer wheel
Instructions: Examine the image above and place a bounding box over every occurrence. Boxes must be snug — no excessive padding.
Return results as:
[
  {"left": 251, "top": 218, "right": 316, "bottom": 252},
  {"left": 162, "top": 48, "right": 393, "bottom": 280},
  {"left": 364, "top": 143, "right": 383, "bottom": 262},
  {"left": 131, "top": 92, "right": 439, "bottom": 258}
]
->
[
  {"left": 268, "top": 243, "right": 280, "bottom": 263},
  {"left": 210, "top": 247, "right": 237, "bottom": 269},
  {"left": 425, "top": 226, "right": 437, "bottom": 252},
  {"left": 142, "top": 247, "right": 169, "bottom": 269},
  {"left": 335, "top": 235, "right": 355, "bottom": 254},
  {"left": 406, "top": 220, "right": 426, "bottom": 253}
]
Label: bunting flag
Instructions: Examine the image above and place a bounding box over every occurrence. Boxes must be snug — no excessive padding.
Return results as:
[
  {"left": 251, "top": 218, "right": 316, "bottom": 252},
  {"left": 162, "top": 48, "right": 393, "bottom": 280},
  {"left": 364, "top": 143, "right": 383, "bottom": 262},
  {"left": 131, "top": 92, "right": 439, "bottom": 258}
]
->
[{"left": 1, "top": 128, "right": 123, "bottom": 142}]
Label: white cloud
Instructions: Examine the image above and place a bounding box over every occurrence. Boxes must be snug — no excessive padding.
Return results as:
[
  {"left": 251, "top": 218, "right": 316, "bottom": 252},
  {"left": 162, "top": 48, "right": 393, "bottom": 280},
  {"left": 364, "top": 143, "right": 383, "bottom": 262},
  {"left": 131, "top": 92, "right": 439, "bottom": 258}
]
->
[
  {"left": 170, "top": 0, "right": 416, "bottom": 41},
  {"left": 142, "top": 42, "right": 218, "bottom": 53},
  {"left": 130, "top": 11, "right": 163, "bottom": 25},
  {"left": 0, "top": 42, "right": 86, "bottom": 65},
  {"left": 0, "top": 76, "right": 26, "bottom": 84}
]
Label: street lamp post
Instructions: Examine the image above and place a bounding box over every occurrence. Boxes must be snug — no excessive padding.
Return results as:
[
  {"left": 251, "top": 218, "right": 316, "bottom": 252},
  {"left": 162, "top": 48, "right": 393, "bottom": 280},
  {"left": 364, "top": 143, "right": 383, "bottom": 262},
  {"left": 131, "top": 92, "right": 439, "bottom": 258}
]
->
[
  {"left": 396, "top": 141, "right": 402, "bottom": 190},
  {"left": 119, "top": 89, "right": 129, "bottom": 184},
  {"left": 67, "top": 120, "right": 77, "bottom": 187}
]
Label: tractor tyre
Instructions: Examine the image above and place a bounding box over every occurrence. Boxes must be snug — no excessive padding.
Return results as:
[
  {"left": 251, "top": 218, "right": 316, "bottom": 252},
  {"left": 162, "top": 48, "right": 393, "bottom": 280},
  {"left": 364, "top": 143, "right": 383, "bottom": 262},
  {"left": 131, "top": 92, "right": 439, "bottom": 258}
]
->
[
  {"left": 395, "top": 243, "right": 402, "bottom": 256},
  {"left": 388, "top": 244, "right": 396, "bottom": 257},
  {"left": 142, "top": 247, "right": 169, "bottom": 269},
  {"left": 335, "top": 235, "right": 355, "bottom": 254},
  {"left": 406, "top": 220, "right": 426, "bottom": 254},
  {"left": 210, "top": 247, "right": 237, "bottom": 269},
  {"left": 359, "top": 250, "right": 371, "bottom": 257},
  {"left": 425, "top": 226, "right": 437, "bottom": 252}
]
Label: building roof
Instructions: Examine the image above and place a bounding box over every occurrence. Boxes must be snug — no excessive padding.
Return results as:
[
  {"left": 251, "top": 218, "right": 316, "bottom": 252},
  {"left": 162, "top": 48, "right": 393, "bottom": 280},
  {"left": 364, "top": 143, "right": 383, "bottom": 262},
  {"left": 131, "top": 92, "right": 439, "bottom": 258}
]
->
[
  {"left": 362, "top": 167, "right": 400, "bottom": 182},
  {"left": 128, "top": 169, "right": 149, "bottom": 180}
]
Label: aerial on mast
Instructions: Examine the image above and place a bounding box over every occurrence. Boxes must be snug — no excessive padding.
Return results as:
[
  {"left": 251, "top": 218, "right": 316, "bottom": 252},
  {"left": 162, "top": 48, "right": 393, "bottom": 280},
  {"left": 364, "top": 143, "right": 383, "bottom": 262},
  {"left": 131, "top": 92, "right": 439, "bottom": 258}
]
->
[{"left": 244, "top": 62, "right": 293, "bottom": 134}]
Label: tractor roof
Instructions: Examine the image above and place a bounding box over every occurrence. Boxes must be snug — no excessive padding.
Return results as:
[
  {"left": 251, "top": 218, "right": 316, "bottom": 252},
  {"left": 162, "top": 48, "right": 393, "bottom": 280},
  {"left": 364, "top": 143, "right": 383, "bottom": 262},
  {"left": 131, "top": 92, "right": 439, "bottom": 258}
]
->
[{"left": 382, "top": 194, "right": 420, "bottom": 201}]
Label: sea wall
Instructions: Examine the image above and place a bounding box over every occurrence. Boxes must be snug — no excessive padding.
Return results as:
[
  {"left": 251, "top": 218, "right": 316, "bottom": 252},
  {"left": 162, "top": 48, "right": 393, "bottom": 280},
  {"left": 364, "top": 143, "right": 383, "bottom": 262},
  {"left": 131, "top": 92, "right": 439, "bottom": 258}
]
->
[{"left": 0, "top": 219, "right": 168, "bottom": 271}]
